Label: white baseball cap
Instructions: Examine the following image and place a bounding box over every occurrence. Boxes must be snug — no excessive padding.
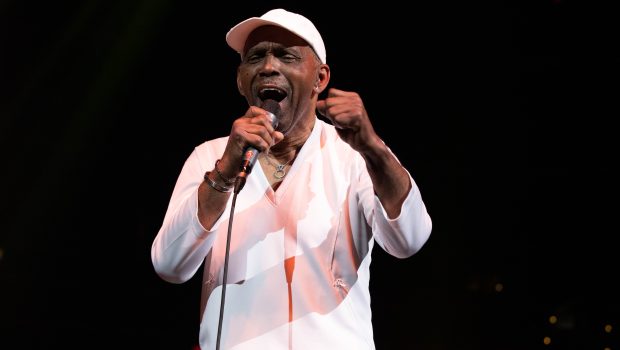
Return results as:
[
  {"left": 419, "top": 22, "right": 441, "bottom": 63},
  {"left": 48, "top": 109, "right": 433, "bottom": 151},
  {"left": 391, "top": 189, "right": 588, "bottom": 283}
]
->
[{"left": 226, "top": 9, "right": 326, "bottom": 63}]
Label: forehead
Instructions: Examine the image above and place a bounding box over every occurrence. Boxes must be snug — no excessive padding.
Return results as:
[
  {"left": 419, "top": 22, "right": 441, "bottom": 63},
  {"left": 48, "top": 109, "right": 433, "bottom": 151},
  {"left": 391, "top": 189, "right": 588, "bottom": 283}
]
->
[{"left": 243, "top": 25, "right": 311, "bottom": 55}]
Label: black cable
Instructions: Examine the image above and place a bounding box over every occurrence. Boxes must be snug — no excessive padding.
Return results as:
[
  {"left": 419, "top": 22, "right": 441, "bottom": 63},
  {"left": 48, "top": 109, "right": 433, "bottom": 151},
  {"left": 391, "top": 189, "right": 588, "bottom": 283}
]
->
[
  {"left": 215, "top": 175, "right": 247, "bottom": 350},
  {"left": 214, "top": 103, "right": 267, "bottom": 347}
]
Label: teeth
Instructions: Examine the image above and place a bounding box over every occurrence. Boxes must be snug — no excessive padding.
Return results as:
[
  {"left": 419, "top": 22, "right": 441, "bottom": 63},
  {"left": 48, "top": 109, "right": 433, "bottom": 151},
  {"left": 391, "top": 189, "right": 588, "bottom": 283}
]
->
[
  {"left": 258, "top": 87, "right": 286, "bottom": 101},
  {"left": 260, "top": 88, "right": 280, "bottom": 93}
]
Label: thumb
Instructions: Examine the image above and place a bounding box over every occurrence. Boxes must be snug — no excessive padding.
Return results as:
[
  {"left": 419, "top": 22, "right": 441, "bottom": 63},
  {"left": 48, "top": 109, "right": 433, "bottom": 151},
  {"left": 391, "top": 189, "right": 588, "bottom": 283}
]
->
[{"left": 272, "top": 131, "right": 285, "bottom": 145}]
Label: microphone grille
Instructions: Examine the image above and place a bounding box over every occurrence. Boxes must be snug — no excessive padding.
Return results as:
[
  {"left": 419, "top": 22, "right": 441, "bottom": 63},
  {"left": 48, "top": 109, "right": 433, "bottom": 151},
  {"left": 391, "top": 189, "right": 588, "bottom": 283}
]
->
[{"left": 261, "top": 99, "right": 280, "bottom": 128}]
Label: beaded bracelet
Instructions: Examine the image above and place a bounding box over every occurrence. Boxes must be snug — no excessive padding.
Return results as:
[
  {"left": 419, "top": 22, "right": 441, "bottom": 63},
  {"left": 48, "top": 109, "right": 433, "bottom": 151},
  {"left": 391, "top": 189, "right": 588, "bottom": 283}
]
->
[
  {"left": 204, "top": 171, "right": 232, "bottom": 193},
  {"left": 214, "top": 159, "right": 236, "bottom": 185}
]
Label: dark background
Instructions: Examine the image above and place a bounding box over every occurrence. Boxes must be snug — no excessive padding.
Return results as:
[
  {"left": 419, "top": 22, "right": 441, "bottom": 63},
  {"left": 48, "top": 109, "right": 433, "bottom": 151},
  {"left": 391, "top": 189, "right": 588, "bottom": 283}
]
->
[{"left": 1, "top": 1, "right": 617, "bottom": 349}]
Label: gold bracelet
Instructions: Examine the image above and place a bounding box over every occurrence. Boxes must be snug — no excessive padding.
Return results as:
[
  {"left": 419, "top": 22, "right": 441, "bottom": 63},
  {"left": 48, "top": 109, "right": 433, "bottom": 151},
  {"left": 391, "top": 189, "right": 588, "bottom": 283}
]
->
[
  {"left": 204, "top": 171, "right": 232, "bottom": 193},
  {"left": 214, "top": 159, "right": 236, "bottom": 185}
]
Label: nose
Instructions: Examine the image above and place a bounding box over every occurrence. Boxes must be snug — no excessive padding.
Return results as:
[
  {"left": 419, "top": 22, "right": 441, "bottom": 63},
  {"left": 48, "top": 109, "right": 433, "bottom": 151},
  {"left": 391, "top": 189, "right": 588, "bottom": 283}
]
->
[{"left": 258, "top": 54, "right": 279, "bottom": 77}]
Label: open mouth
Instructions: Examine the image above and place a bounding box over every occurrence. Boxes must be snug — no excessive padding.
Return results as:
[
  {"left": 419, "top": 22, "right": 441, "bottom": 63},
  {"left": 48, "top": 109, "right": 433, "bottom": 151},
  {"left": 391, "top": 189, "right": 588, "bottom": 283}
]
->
[{"left": 258, "top": 87, "right": 287, "bottom": 102}]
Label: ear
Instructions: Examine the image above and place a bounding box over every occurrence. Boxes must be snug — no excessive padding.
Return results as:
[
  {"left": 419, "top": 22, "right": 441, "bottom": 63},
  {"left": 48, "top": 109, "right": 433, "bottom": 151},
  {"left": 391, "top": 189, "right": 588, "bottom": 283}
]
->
[{"left": 315, "top": 64, "right": 330, "bottom": 94}]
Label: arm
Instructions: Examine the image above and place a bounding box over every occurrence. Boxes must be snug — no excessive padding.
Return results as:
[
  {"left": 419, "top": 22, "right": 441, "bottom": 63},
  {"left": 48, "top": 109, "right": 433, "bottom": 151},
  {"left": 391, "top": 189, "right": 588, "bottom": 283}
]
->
[
  {"left": 151, "top": 148, "right": 222, "bottom": 283},
  {"left": 317, "top": 88, "right": 432, "bottom": 257},
  {"left": 199, "top": 105, "right": 284, "bottom": 228},
  {"left": 357, "top": 160, "right": 433, "bottom": 258},
  {"left": 152, "top": 106, "right": 283, "bottom": 283},
  {"left": 317, "top": 88, "right": 410, "bottom": 218}
]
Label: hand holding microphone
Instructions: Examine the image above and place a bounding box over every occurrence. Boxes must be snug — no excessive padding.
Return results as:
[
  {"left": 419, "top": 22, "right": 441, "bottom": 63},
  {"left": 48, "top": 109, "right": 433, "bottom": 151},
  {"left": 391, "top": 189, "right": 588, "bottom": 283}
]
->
[{"left": 234, "top": 99, "right": 282, "bottom": 193}]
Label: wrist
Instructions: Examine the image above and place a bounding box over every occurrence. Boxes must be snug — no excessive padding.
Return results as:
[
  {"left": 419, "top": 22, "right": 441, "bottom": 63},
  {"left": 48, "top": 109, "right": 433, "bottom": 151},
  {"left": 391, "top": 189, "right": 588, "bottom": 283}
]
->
[
  {"left": 214, "top": 159, "right": 237, "bottom": 186},
  {"left": 204, "top": 171, "right": 232, "bottom": 193}
]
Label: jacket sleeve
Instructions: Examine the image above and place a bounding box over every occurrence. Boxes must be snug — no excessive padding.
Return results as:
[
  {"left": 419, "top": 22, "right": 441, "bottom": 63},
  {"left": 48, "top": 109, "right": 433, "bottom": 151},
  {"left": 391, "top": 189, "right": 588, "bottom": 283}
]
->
[
  {"left": 356, "top": 154, "right": 433, "bottom": 259},
  {"left": 150, "top": 147, "right": 229, "bottom": 283}
]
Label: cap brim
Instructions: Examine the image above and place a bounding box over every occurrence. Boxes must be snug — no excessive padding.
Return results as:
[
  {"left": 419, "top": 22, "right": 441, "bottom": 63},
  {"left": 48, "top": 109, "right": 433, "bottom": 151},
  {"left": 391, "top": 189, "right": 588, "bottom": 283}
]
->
[{"left": 226, "top": 17, "right": 284, "bottom": 55}]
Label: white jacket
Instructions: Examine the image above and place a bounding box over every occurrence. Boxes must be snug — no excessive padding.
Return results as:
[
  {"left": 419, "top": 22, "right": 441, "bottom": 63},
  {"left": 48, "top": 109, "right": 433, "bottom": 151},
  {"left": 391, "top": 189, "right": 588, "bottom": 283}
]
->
[{"left": 151, "top": 118, "right": 432, "bottom": 349}]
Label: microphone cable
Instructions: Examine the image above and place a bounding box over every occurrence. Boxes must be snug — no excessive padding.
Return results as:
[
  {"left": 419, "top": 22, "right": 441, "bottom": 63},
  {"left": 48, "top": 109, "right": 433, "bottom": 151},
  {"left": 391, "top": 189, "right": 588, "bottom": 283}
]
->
[
  {"left": 215, "top": 178, "right": 241, "bottom": 350},
  {"left": 215, "top": 100, "right": 280, "bottom": 350}
]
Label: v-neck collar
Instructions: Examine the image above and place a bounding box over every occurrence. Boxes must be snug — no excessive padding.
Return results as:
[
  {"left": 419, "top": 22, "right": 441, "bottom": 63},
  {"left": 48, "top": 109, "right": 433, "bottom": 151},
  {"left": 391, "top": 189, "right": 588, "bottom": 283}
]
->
[{"left": 256, "top": 117, "right": 321, "bottom": 205}]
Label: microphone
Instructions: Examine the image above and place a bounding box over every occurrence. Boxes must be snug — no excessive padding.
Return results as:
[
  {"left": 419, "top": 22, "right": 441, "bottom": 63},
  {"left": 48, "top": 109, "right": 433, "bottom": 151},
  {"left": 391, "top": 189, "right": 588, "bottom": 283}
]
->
[{"left": 234, "top": 99, "right": 280, "bottom": 193}]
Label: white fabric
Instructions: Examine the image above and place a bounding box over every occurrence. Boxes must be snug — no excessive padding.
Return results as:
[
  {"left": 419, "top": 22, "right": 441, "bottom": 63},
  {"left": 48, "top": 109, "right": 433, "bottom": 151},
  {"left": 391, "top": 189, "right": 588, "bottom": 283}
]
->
[{"left": 151, "top": 118, "right": 432, "bottom": 349}]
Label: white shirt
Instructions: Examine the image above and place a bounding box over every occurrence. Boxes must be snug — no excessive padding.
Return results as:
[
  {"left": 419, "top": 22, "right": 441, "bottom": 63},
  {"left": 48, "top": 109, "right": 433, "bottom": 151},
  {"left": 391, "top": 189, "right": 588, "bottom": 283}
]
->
[{"left": 151, "top": 118, "right": 432, "bottom": 349}]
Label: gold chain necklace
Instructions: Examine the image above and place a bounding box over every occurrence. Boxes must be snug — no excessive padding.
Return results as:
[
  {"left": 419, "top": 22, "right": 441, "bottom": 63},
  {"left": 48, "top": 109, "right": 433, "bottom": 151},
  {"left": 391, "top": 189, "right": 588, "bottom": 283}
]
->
[{"left": 264, "top": 153, "right": 293, "bottom": 179}]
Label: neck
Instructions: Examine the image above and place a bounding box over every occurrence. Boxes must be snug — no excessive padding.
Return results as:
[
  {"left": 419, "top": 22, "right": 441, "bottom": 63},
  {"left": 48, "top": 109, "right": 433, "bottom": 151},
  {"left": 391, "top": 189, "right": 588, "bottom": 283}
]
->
[
  {"left": 266, "top": 149, "right": 297, "bottom": 165},
  {"left": 271, "top": 114, "right": 314, "bottom": 161}
]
